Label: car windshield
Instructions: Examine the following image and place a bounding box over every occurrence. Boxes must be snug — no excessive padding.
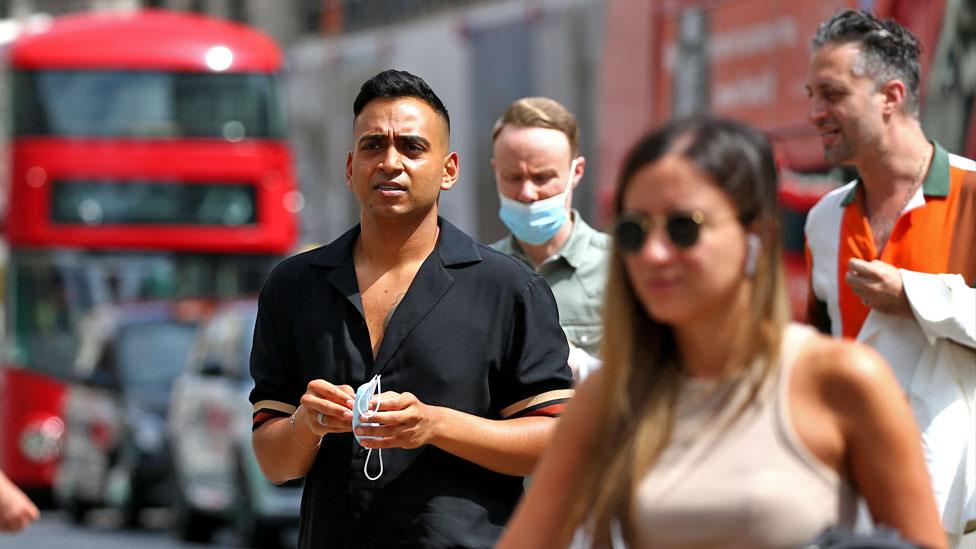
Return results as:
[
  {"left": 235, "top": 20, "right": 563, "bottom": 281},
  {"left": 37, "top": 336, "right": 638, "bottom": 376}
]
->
[
  {"left": 5, "top": 249, "right": 280, "bottom": 379},
  {"left": 116, "top": 321, "right": 196, "bottom": 390}
]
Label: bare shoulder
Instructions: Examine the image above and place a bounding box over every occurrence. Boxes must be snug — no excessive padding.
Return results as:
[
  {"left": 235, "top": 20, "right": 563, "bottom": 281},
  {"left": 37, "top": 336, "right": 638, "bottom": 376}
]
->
[
  {"left": 799, "top": 332, "right": 888, "bottom": 379},
  {"left": 794, "top": 331, "right": 900, "bottom": 414}
]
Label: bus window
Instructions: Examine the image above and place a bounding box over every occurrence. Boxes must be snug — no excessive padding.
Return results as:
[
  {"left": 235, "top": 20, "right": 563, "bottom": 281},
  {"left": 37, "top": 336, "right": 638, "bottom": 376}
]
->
[
  {"left": 174, "top": 73, "right": 284, "bottom": 139},
  {"left": 13, "top": 70, "right": 283, "bottom": 140},
  {"left": 51, "top": 180, "right": 257, "bottom": 226}
]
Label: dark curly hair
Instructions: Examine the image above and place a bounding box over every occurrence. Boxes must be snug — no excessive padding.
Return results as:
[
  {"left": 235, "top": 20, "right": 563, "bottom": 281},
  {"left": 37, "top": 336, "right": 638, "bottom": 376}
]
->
[{"left": 811, "top": 9, "right": 922, "bottom": 117}]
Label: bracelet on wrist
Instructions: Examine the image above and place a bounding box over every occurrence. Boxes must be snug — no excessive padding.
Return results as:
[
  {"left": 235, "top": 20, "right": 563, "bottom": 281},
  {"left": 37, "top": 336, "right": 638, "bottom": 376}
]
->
[{"left": 290, "top": 405, "right": 322, "bottom": 450}]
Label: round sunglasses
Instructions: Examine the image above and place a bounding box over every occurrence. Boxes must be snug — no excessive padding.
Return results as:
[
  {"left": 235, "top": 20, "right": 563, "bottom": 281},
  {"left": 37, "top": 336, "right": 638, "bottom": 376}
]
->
[{"left": 614, "top": 211, "right": 708, "bottom": 253}]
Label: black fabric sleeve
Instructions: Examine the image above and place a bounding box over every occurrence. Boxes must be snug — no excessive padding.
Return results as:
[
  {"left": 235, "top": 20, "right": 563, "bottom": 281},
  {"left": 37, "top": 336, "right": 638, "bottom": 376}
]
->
[
  {"left": 494, "top": 274, "right": 574, "bottom": 418},
  {"left": 248, "top": 263, "right": 302, "bottom": 419}
]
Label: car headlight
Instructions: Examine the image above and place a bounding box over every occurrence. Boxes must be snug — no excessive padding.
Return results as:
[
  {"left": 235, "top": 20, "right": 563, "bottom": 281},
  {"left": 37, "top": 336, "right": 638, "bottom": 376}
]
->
[
  {"left": 131, "top": 410, "right": 165, "bottom": 453},
  {"left": 19, "top": 416, "right": 65, "bottom": 463}
]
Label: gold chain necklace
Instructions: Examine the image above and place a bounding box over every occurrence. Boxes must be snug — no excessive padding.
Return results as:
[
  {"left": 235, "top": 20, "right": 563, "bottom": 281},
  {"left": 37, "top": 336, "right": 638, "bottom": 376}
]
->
[
  {"left": 900, "top": 146, "right": 930, "bottom": 213},
  {"left": 870, "top": 146, "right": 931, "bottom": 252}
]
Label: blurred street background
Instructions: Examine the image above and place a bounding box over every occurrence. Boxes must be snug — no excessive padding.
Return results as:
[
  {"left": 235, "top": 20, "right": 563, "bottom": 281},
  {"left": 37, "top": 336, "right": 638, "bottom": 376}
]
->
[{"left": 0, "top": 0, "right": 972, "bottom": 547}]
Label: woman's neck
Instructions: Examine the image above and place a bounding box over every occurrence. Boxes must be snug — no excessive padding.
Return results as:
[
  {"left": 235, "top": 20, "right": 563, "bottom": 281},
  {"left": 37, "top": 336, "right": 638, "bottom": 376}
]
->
[{"left": 673, "top": 283, "right": 751, "bottom": 379}]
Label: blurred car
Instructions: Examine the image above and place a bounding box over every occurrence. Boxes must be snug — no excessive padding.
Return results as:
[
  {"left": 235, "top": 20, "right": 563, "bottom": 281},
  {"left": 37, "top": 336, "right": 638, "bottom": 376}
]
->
[
  {"left": 168, "top": 299, "right": 301, "bottom": 547},
  {"left": 54, "top": 300, "right": 209, "bottom": 526}
]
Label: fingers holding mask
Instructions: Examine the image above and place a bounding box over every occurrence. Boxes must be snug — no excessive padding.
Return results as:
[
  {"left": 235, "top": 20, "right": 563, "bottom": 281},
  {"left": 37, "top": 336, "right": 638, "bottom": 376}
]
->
[
  {"left": 301, "top": 379, "right": 355, "bottom": 434},
  {"left": 355, "top": 391, "right": 434, "bottom": 450}
]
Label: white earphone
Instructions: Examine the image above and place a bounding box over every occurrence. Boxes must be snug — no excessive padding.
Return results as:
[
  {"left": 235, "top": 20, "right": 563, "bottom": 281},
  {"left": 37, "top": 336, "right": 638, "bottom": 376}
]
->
[{"left": 745, "top": 234, "right": 761, "bottom": 277}]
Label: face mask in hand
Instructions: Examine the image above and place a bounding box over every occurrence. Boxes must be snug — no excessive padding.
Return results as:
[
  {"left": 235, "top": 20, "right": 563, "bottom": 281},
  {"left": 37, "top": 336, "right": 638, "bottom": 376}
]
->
[
  {"left": 498, "top": 159, "right": 578, "bottom": 245},
  {"left": 353, "top": 374, "right": 383, "bottom": 480}
]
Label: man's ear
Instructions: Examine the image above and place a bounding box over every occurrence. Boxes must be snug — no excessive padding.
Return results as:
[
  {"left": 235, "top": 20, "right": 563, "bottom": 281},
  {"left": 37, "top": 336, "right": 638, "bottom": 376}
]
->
[
  {"left": 879, "top": 79, "right": 908, "bottom": 116},
  {"left": 345, "top": 151, "right": 353, "bottom": 190},
  {"left": 571, "top": 156, "right": 586, "bottom": 188},
  {"left": 441, "top": 152, "right": 460, "bottom": 191}
]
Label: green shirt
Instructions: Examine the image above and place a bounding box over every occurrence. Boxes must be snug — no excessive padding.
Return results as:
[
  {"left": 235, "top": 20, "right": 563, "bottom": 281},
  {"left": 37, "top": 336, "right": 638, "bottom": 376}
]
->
[{"left": 491, "top": 211, "right": 610, "bottom": 356}]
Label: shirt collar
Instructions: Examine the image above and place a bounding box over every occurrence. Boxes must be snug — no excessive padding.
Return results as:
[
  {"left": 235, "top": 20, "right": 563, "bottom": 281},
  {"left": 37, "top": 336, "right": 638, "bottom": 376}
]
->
[
  {"left": 309, "top": 217, "right": 482, "bottom": 269},
  {"left": 556, "top": 211, "right": 598, "bottom": 269},
  {"left": 841, "top": 140, "right": 949, "bottom": 207},
  {"left": 435, "top": 218, "right": 483, "bottom": 266},
  {"left": 503, "top": 210, "right": 593, "bottom": 269}
]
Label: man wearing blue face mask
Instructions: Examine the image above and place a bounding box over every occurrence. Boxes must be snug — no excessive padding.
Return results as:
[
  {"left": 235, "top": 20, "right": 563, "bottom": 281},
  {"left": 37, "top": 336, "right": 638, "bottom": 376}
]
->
[{"left": 491, "top": 97, "right": 610, "bottom": 381}]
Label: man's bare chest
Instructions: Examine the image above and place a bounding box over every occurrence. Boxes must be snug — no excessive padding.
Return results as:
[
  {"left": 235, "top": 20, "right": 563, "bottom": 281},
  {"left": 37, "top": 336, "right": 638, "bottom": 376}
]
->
[{"left": 359, "top": 270, "right": 416, "bottom": 356}]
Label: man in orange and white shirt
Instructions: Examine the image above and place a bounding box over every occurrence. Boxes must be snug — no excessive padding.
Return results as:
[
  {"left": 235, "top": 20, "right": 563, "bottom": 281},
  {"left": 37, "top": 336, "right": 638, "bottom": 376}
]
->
[{"left": 804, "top": 9, "right": 975, "bottom": 545}]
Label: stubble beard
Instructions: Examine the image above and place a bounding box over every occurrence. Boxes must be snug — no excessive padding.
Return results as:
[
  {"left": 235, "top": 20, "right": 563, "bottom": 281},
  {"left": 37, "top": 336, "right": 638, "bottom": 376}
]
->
[
  {"left": 823, "top": 138, "right": 854, "bottom": 165},
  {"left": 822, "top": 120, "right": 868, "bottom": 167}
]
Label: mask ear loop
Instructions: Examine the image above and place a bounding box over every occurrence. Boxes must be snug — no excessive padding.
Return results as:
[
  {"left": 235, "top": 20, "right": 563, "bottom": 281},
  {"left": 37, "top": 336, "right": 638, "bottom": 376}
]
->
[
  {"left": 566, "top": 158, "right": 579, "bottom": 189},
  {"left": 361, "top": 375, "right": 383, "bottom": 480},
  {"left": 363, "top": 443, "right": 384, "bottom": 480}
]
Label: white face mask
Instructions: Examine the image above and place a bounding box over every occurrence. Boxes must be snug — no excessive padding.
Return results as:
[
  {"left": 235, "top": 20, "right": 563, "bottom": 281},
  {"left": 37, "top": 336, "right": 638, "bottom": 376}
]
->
[
  {"left": 353, "top": 374, "right": 383, "bottom": 480},
  {"left": 497, "top": 159, "right": 578, "bottom": 245}
]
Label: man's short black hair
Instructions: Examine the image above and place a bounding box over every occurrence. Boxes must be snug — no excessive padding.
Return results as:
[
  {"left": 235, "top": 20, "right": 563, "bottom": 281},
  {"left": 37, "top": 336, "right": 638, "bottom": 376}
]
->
[
  {"left": 353, "top": 69, "right": 451, "bottom": 132},
  {"left": 811, "top": 9, "right": 922, "bottom": 117}
]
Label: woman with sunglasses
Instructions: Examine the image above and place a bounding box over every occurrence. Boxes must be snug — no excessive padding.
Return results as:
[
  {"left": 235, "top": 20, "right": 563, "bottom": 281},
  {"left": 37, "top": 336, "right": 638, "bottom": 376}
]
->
[{"left": 497, "top": 117, "right": 945, "bottom": 549}]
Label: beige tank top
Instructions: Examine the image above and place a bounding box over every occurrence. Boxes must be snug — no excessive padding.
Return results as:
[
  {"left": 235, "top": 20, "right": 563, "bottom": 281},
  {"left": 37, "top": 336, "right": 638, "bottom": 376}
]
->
[{"left": 631, "top": 323, "right": 857, "bottom": 549}]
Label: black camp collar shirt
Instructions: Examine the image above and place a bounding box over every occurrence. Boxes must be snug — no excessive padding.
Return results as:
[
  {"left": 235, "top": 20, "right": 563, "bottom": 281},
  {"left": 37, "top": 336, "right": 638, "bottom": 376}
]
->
[{"left": 250, "top": 218, "right": 573, "bottom": 548}]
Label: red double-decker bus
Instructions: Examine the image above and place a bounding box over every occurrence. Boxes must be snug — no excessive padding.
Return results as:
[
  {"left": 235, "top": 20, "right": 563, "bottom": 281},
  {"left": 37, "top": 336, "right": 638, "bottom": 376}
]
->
[{"left": 0, "top": 10, "right": 298, "bottom": 500}]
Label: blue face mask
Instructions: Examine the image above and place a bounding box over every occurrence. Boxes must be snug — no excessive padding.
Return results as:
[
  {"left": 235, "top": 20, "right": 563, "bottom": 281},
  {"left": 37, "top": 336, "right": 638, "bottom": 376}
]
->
[
  {"left": 497, "top": 159, "right": 577, "bottom": 246},
  {"left": 353, "top": 374, "right": 383, "bottom": 480}
]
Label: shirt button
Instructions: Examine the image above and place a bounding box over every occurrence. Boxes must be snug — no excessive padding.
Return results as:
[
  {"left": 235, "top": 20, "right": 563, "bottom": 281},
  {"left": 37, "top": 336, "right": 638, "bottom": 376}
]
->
[
  {"left": 580, "top": 335, "right": 589, "bottom": 343},
  {"left": 352, "top": 511, "right": 361, "bottom": 519}
]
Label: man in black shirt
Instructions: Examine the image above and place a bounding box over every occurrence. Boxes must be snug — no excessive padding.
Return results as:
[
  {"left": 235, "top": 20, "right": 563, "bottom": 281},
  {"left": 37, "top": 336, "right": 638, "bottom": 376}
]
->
[{"left": 249, "top": 69, "right": 573, "bottom": 548}]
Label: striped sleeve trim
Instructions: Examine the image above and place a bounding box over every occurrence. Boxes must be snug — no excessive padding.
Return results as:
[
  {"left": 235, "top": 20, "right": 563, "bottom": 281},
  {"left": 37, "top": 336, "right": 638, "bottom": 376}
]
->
[
  {"left": 252, "top": 400, "right": 297, "bottom": 430},
  {"left": 500, "top": 389, "right": 574, "bottom": 419}
]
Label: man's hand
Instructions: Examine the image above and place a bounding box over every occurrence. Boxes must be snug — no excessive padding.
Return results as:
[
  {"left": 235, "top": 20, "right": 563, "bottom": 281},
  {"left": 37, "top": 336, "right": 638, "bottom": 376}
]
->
[
  {"left": 0, "top": 474, "right": 39, "bottom": 532},
  {"left": 355, "top": 391, "right": 439, "bottom": 450},
  {"left": 567, "top": 344, "right": 601, "bottom": 383},
  {"left": 846, "top": 258, "right": 913, "bottom": 318},
  {"left": 300, "top": 379, "right": 356, "bottom": 436}
]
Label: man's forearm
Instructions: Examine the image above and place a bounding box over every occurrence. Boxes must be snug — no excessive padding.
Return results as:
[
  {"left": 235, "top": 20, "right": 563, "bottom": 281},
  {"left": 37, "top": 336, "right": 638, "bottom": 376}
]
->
[
  {"left": 427, "top": 408, "right": 558, "bottom": 476},
  {"left": 252, "top": 414, "right": 321, "bottom": 484}
]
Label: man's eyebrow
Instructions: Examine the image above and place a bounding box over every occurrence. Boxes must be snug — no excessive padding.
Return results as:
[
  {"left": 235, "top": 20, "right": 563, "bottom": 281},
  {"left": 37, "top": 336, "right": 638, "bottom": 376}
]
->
[
  {"left": 811, "top": 78, "right": 844, "bottom": 89},
  {"left": 395, "top": 135, "right": 431, "bottom": 147},
  {"left": 358, "top": 133, "right": 388, "bottom": 145},
  {"left": 530, "top": 168, "right": 560, "bottom": 178}
]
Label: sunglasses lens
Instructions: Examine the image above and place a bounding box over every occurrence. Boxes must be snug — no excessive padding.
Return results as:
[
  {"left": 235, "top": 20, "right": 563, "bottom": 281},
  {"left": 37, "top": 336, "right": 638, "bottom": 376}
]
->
[
  {"left": 615, "top": 219, "right": 646, "bottom": 253},
  {"left": 666, "top": 216, "right": 701, "bottom": 248}
]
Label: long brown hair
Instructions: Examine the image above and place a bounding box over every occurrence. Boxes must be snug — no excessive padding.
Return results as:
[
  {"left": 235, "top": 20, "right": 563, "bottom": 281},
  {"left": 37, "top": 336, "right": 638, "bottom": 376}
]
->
[{"left": 568, "top": 117, "right": 791, "bottom": 546}]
